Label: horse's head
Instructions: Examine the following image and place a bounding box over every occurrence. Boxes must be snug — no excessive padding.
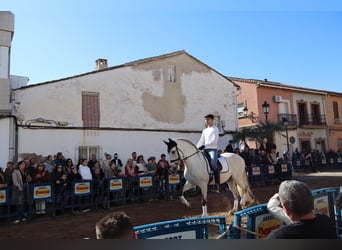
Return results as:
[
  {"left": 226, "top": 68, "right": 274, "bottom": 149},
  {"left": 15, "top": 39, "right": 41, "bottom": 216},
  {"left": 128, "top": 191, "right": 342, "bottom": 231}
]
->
[
  {"left": 163, "top": 138, "right": 177, "bottom": 153},
  {"left": 163, "top": 138, "right": 181, "bottom": 163}
]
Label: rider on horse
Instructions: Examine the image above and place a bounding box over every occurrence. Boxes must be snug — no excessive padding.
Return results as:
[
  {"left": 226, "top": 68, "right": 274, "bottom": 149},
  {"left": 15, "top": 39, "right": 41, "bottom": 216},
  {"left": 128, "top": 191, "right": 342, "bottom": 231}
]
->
[{"left": 196, "top": 114, "right": 221, "bottom": 193}]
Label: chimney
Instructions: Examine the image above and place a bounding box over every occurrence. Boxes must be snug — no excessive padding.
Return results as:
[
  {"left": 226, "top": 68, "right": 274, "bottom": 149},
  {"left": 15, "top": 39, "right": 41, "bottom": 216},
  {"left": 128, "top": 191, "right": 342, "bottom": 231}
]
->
[{"left": 95, "top": 58, "right": 108, "bottom": 70}]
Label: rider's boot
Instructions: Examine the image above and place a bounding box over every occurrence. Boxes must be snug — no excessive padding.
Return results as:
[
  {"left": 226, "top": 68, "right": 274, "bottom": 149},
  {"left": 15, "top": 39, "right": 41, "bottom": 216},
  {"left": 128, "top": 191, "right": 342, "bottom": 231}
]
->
[{"left": 214, "top": 170, "right": 221, "bottom": 193}]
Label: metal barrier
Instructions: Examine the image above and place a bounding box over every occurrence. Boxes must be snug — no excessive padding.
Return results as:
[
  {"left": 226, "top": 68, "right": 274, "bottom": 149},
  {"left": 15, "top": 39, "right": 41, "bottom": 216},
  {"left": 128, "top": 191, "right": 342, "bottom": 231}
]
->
[
  {"left": 229, "top": 186, "right": 341, "bottom": 239},
  {"left": 134, "top": 216, "right": 227, "bottom": 239},
  {"left": 247, "top": 163, "right": 292, "bottom": 187},
  {"left": 230, "top": 204, "right": 284, "bottom": 239}
]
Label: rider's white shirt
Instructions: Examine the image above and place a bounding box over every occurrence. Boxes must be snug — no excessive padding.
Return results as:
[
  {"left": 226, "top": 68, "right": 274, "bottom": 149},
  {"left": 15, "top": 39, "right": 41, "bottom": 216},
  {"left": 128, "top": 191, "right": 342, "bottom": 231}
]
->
[{"left": 196, "top": 125, "right": 219, "bottom": 149}]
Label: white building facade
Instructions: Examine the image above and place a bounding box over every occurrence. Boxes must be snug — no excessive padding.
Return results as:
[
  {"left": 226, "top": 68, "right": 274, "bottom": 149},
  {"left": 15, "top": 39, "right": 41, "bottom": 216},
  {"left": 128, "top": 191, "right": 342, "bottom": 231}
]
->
[{"left": 6, "top": 51, "right": 239, "bottom": 165}]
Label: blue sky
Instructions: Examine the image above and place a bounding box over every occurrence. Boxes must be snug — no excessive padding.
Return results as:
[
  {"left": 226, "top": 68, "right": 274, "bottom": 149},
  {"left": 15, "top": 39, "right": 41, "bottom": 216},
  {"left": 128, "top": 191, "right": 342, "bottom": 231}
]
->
[{"left": 2, "top": 0, "right": 342, "bottom": 92}]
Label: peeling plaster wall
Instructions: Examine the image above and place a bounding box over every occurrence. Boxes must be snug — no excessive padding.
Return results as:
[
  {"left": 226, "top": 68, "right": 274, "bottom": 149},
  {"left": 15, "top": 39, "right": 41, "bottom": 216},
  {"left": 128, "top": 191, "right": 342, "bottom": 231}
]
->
[{"left": 13, "top": 53, "right": 237, "bottom": 161}]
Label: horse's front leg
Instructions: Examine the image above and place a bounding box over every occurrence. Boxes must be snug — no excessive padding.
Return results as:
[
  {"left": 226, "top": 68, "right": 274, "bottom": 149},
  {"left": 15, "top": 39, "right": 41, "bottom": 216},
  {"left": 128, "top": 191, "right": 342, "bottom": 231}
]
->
[
  {"left": 199, "top": 183, "right": 208, "bottom": 217},
  {"left": 179, "top": 180, "right": 195, "bottom": 208}
]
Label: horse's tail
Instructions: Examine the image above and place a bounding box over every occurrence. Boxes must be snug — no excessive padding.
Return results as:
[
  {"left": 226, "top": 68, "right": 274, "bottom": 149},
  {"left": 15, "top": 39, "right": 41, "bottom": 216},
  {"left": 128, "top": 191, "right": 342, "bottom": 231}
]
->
[{"left": 237, "top": 165, "right": 258, "bottom": 205}]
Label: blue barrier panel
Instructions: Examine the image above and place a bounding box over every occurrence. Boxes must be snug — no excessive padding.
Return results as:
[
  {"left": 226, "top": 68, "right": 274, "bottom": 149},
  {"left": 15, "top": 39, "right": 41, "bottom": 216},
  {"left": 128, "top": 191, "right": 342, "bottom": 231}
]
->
[
  {"left": 232, "top": 204, "right": 284, "bottom": 239},
  {"left": 29, "top": 183, "right": 55, "bottom": 217},
  {"left": 337, "top": 186, "right": 342, "bottom": 236},
  {"left": 138, "top": 174, "right": 154, "bottom": 201},
  {"left": 0, "top": 188, "right": 10, "bottom": 220},
  {"left": 248, "top": 166, "right": 264, "bottom": 187},
  {"left": 279, "top": 163, "right": 292, "bottom": 181},
  {"left": 337, "top": 158, "right": 342, "bottom": 167},
  {"left": 312, "top": 187, "right": 339, "bottom": 221},
  {"left": 105, "top": 177, "right": 126, "bottom": 206},
  {"left": 230, "top": 187, "right": 339, "bottom": 239},
  {"left": 70, "top": 180, "right": 93, "bottom": 212},
  {"left": 134, "top": 216, "right": 227, "bottom": 239},
  {"left": 265, "top": 164, "right": 278, "bottom": 184}
]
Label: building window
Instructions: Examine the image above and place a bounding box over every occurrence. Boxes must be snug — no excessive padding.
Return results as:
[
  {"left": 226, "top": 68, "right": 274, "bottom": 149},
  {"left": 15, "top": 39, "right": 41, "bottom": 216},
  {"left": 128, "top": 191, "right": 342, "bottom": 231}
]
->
[
  {"left": 167, "top": 64, "right": 176, "bottom": 82},
  {"left": 298, "top": 102, "right": 308, "bottom": 125},
  {"left": 82, "top": 92, "right": 100, "bottom": 128},
  {"left": 311, "top": 103, "right": 321, "bottom": 125},
  {"left": 333, "top": 101, "right": 340, "bottom": 124},
  {"left": 77, "top": 146, "right": 102, "bottom": 161},
  {"left": 338, "top": 140, "right": 342, "bottom": 150}
]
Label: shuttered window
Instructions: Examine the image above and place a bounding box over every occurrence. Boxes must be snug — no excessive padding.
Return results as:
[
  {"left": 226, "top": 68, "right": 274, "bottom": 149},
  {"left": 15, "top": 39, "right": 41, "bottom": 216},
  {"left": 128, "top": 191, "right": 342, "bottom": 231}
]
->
[{"left": 82, "top": 92, "right": 100, "bottom": 128}]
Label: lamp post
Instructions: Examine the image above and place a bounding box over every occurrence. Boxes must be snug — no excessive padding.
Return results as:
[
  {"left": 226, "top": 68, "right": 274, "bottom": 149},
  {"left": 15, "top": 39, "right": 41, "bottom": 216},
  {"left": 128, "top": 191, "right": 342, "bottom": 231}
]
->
[
  {"left": 282, "top": 117, "right": 290, "bottom": 153},
  {"left": 262, "top": 101, "right": 270, "bottom": 122}
]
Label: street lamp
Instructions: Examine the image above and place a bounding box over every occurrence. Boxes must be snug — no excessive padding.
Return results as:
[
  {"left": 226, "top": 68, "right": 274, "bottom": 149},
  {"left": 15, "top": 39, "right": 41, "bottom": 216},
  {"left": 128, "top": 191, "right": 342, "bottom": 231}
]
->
[
  {"left": 243, "top": 106, "right": 258, "bottom": 122},
  {"left": 262, "top": 101, "right": 270, "bottom": 121},
  {"left": 282, "top": 117, "right": 290, "bottom": 153}
]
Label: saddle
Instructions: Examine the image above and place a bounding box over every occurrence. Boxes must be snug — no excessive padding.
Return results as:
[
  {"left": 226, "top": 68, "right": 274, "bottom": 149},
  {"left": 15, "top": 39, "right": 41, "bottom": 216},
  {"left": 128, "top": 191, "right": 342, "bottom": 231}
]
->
[{"left": 202, "top": 150, "right": 223, "bottom": 172}]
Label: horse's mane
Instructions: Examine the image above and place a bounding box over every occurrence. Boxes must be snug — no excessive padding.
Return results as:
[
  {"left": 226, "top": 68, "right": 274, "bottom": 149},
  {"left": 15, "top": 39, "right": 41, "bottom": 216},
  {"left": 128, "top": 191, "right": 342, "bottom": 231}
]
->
[{"left": 173, "top": 138, "right": 197, "bottom": 149}]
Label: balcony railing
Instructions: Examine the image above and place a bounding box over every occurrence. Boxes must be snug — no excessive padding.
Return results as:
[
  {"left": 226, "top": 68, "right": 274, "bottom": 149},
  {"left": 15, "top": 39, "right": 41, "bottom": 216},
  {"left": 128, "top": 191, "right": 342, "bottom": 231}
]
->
[
  {"left": 278, "top": 113, "right": 297, "bottom": 126},
  {"left": 298, "top": 113, "right": 327, "bottom": 126}
]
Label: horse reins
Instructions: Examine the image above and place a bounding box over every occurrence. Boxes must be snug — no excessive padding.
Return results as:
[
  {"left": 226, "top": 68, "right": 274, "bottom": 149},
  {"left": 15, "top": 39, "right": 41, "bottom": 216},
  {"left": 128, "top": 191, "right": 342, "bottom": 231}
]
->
[
  {"left": 170, "top": 146, "right": 211, "bottom": 175},
  {"left": 170, "top": 146, "right": 202, "bottom": 163}
]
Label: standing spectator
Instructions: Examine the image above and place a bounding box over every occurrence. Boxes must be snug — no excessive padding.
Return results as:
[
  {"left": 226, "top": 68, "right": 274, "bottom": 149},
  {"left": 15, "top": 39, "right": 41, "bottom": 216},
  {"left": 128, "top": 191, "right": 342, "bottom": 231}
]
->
[
  {"left": 113, "top": 153, "right": 123, "bottom": 171},
  {"left": 23, "top": 158, "right": 35, "bottom": 180},
  {"left": 102, "top": 153, "right": 112, "bottom": 172},
  {"left": 145, "top": 156, "right": 157, "bottom": 175},
  {"left": 224, "top": 140, "right": 234, "bottom": 153},
  {"left": 4, "top": 161, "right": 14, "bottom": 186},
  {"left": 135, "top": 155, "right": 146, "bottom": 175},
  {"left": 95, "top": 211, "right": 136, "bottom": 239},
  {"left": 266, "top": 180, "right": 337, "bottom": 239},
  {"left": 67, "top": 165, "right": 82, "bottom": 183},
  {"left": 64, "top": 158, "right": 74, "bottom": 175},
  {"left": 67, "top": 165, "right": 82, "bottom": 214},
  {"left": 78, "top": 159, "right": 93, "bottom": 181},
  {"left": 157, "top": 154, "right": 170, "bottom": 170},
  {"left": 92, "top": 166, "right": 105, "bottom": 209},
  {"left": 44, "top": 155, "right": 55, "bottom": 173},
  {"left": 88, "top": 154, "right": 99, "bottom": 173},
  {"left": 54, "top": 152, "right": 66, "bottom": 168},
  {"left": 78, "top": 159, "right": 92, "bottom": 212},
  {"left": 104, "top": 161, "right": 117, "bottom": 179},
  {"left": 131, "top": 152, "right": 138, "bottom": 167},
  {"left": 155, "top": 160, "right": 168, "bottom": 199},
  {"left": 51, "top": 164, "right": 68, "bottom": 214},
  {"left": 124, "top": 159, "right": 138, "bottom": 178},
  {"left": 32, "top": 162, "right": 51, "bottom": 214},
  {"left": 124, "top": 158, "right": 138, "bottom": 200},
  {"left": 255, "top": 149, "right": 268, "bottom": 165},
  {"left": 11, "top": 161, "right": 28, "bottom": 223},
  {"left": 267, "top": 147, "right": 278, "bottom": 165}
]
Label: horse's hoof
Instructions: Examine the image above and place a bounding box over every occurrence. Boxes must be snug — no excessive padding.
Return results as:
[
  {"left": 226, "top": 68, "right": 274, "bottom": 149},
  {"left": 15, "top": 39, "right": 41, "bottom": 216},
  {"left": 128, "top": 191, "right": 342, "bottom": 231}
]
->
[{"left": 228, "top": 210, "right": 235, "bottom": 215}]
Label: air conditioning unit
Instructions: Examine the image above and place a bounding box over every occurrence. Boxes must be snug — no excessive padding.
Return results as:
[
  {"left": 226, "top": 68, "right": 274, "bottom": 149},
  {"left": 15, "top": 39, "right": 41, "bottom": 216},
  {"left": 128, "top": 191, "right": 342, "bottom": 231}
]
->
[{"left": 274, "top": 96, "right": 282, "bottom": 102}]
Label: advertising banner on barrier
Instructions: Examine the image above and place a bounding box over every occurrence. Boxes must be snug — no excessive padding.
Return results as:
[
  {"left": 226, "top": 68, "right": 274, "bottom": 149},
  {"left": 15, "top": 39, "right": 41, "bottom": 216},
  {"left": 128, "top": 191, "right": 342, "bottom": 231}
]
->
[
  {"left": 168, "top": 174, "right": 180, "bottom": 185},
  {"left": 74, "top": 182, "right": 91, "bottom": 195},
  {"left": 254, "top": 213, "right": 283, "bottom": 239},
  {"left": 281, "top": 164, "right": 288, "bottom": 172},
  {"left": 109, "top": 178, "right": 123, "bottom": 191},
  {"left": 139, "top": 176, "right": 153, "bottom": 188},
  {"left": 314, "top": 195, "right": 330, "bottom": 217},
  {"left": 252, "top": 167, "right": 261, "bottom": 175},
  {"left": 268, "top": 165, "right": 275, "bottom": 174},
  {"left": 0, "top": 189, "right": 6, "bottom": 204},
  {"left": 33, "top": 185, "right": 52, "bottom": 200}
]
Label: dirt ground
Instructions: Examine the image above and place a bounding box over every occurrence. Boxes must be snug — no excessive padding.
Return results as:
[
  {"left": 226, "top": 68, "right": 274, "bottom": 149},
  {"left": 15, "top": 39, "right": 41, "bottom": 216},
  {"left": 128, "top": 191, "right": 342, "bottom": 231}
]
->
[{"left": 0, "top": 169, "right": 341, "bottom": 239}]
